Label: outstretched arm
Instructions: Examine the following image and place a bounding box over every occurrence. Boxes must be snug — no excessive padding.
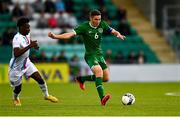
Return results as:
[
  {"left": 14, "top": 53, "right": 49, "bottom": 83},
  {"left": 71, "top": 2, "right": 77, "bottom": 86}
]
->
[
  {"left": 111, "top": 29, "right": 125, "bottom": 40},
  {"left": 48, "top": 32, "right": 76, "bottom": 40}
]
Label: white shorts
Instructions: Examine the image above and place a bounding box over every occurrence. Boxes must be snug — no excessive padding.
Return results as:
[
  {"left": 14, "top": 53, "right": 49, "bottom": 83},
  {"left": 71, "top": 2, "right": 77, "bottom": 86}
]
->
[{"left": 9, "top": 58, "right": 38, "bottom": 87}]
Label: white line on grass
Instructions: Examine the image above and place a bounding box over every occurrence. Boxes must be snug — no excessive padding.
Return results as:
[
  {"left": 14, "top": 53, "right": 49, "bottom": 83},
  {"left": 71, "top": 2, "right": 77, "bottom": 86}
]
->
[{"left": 165, "top": 92, "right": 180, "bottom": 96}]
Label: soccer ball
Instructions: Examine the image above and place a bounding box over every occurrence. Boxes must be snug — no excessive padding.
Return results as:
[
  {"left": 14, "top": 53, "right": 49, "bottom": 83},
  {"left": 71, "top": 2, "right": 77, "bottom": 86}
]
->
[{"left": 121, "top": 93, "right": 135, "bottom": 105}]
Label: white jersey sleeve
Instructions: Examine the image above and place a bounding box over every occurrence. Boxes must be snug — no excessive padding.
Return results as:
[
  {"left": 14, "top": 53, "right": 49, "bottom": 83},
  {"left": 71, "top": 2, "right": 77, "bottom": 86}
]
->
[{"left": 12, "top": 35, "right": 21, "bottom": 48}]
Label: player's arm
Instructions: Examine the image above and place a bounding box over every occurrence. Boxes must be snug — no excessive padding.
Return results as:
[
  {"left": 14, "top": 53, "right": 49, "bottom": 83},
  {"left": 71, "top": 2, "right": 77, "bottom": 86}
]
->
[
  {"left": 48, "top": 32, "right": 76, "bottom": 40},
  {"left": 111, "top": 28, "right": 125, "bottom": 40},
  {"left": 14, "top": 40, "right": 39, "bottom": 57}
]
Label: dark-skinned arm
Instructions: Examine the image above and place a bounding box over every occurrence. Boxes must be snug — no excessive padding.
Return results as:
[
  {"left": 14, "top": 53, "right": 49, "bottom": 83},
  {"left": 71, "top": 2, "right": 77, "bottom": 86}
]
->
[{"left": 14, "top": 40, "right": 39, "bottom": 58}]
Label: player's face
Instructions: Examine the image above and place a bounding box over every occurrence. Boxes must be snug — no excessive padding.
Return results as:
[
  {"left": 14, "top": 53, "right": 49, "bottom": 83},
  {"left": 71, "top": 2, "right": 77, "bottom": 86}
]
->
[
  {"left": 20, "top": 23, "right": 30, "bottom": 35},
  {"left": 90, "top": 15, "right": 101, "bottom": 27}
]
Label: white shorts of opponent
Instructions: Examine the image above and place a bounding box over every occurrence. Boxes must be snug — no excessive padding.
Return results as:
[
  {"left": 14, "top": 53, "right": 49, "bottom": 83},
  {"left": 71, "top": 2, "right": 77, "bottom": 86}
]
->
[{"left": 8, "top": 58, "right": 38, "bottom": 87}]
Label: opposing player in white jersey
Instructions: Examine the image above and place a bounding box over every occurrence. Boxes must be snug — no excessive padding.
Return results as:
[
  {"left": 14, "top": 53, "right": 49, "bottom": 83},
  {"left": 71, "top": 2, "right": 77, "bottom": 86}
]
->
[{"left": 9, "top": 17, "right": 58, "bottom": 106}]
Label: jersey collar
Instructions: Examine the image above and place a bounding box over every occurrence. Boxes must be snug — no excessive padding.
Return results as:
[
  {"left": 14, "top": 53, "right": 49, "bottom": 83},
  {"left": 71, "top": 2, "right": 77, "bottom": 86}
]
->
[
  {"left": 18, "top": 32, "right": 26, "bottom": 37},
  {"left": 89, "top": 22, "right": 97, "bottom": 29}
]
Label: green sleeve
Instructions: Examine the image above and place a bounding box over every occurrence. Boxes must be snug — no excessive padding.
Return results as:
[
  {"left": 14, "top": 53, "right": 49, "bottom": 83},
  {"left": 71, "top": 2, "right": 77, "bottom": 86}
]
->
[
  {"left": 102, "top": 21, "right": 113, "bottom": 33},
  {"left": 74, "top": 24, "right": 85, "bottom": 35}
]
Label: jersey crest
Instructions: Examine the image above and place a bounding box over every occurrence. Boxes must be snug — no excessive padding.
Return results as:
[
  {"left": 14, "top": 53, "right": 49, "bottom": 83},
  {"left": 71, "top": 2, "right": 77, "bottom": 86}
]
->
[
  {"left": 98, "top": 28, "right": 103, "bottom": 33},
  {"left": 88, "top": 30, "right": 92, "bottom": 33}
]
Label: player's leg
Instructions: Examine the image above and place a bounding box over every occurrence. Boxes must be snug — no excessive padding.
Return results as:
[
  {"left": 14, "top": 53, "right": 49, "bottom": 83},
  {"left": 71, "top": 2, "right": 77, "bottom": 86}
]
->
[
  {"left": 9, "top": 58, "right": 22, "bottom": 106},
  {"left": 75, "top": 56, "right": 97, "bottom": 90},
  {"left": 92, "top": 65, "right": 110, "bottom": 105},
  {"left": 75, "top": 75, "right": 95, "bottom": 90},
  {"left": 30, "top": 72, "right": 49, "bottom": 97},
  {"left": 25, "top": 59, "right": 58, "bottom": 102},
  {"left": 12, "top": 83, "right": 22, "bottom": 106},
  {"left": 98, "top": 58, "right": 111, "bottom": 105},
  {"left": 13, "top": 84, "right": 22, "bottom": 100},
  {"left": 9, "top": 76, "right": 23, "bottom": 106},
  {"left": 92, "top": 65, "right": 104, "bottom": 99},
  {"left": 76, "top": 75, "right": 96, "bottom": 82},
  {"left": 101, "top": 69, "right": 111, "bottom": 105},
  {"left": 30, "top": 72, "right": 58, "bottom": 103},
  {"left": 76, "top": 56, "right": 105, "bottom": 100},
  {"left": 99, "top": 61, "right": 110, "bottom": 82},
  {"left": 76, "top": 56, "right": 96, "bottom": 82},
  {"left": 103, "top": 69, "right": 110, "bottom": 82}
]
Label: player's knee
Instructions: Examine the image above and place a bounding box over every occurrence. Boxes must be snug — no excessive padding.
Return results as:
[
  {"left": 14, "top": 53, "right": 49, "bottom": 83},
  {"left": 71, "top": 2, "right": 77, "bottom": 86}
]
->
[
  {"left": 95, "top": 72, "right": 103, "bottom": 77},
  {"left": 95, "top": 69, "right": 103, "bottom": 77},
  {"left": 37, "top": 78, "right": 45, "bottom": 84},
  {"left": 103, "top": 77, "right": 109, "bottom": 82},
  {"left": 93, "top": 66, "right": 103, "bottom": 77},
  {"left": 14, "top": 86, "right": 21, "bottom": 94}
]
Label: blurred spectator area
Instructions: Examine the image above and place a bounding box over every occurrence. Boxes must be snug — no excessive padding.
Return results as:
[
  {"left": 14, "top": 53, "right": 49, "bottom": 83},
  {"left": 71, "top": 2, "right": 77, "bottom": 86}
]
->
[
  {"left": 0, "top": 0, "right": 160, "bottom": 64},
  {"left": 162, "top": 5, "right": 180, "bottom": 61},
  {"left": 102, "top": 35, "right": 159, "bottom": 64},
  {"left": 169, "top": 30, "right": 180, "bottom": 61},
  {"left": 35, "top": 44, "right": 85, "bottom": 61}
]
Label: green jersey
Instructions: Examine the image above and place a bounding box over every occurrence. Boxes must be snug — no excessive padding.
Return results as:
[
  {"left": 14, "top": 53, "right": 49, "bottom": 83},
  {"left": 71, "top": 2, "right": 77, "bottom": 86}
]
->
[{"left": 74, "top": 21, "right": 112, "bottom": 56}]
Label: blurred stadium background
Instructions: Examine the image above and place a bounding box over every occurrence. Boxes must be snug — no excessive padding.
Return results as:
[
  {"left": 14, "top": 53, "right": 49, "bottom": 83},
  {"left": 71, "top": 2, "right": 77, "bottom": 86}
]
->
[
  {"left": 0, "top": 0, "right": 179, "bottom": 82},
  {"left": 0, "top": 0, "right": 180, "bottom": 115}
]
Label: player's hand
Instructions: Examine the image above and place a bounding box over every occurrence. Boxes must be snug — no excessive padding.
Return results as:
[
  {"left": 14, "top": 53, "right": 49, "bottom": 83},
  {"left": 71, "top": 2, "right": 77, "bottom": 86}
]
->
[
  {"left": 117, "top": 34, "right": 126, "bottom": 40},
  {"left": 34, "top": 45, "right": 39, "bottom": 50},
  {"left": 48, "top": 32, "right": 56, "bottom": 39},
  {"left": 30, "top": 40, "right": 39, "bottom": 49}
]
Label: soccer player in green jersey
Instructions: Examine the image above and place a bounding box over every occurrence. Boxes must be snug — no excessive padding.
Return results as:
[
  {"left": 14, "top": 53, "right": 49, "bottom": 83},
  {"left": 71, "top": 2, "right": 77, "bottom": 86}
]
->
[{"left": 48, "top": 9, "right": 125, "bottom": 106}]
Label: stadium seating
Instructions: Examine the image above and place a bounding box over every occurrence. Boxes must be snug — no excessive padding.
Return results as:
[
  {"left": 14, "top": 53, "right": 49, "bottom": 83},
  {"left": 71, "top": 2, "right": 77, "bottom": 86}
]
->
[
  {"left": 0, "top": 46, "right": 12, "bottom": 63},
  {"left": 102, "top": 35, "right": 159, "bottom": 63},
  {"left": 0, "top": 0, "right": 160, "bottom": 64},
  {"left": 0, "top": 14, "right": 12, "bottom": 21},
  {"left": 39, "top": 44, "right": 85, "bottom": 61},
  {"left": 172, "top": 35, "right": 180, "bottom": 49}
]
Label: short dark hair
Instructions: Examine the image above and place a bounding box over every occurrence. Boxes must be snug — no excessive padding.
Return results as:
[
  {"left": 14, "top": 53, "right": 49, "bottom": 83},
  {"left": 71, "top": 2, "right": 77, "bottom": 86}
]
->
[
  {"left": 17, "top": 17, "right": 29, "bottom": 27},
  {"left": 89, "top": 9, "right": 101, "bottom": 17}
]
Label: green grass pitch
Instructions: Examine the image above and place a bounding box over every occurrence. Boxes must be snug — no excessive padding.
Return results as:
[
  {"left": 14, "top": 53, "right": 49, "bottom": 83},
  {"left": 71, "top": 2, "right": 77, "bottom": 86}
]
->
[{"left": 0, "top": 82, "right": 180, "bottom": 116}]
